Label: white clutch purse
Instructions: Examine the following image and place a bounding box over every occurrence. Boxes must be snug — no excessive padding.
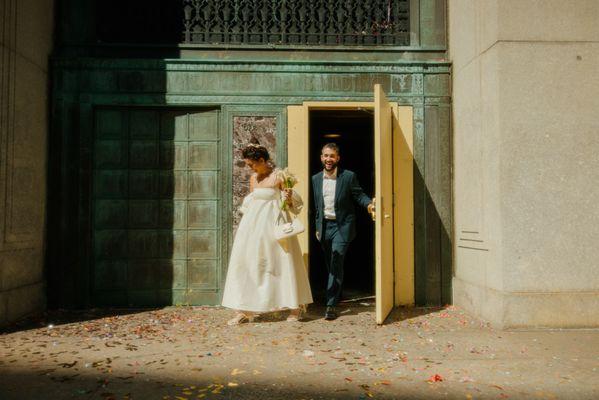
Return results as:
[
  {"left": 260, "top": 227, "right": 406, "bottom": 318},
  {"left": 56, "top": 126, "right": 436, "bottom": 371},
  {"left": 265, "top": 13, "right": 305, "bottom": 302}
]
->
[{"left": 274, "top": 217, "right": 305, "bottom": 240}]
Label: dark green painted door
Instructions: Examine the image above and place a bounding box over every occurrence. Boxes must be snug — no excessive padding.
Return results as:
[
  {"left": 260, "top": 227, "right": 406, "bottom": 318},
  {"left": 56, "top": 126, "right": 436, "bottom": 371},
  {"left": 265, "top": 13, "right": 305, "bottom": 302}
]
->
[{"left": 92, "top": 108, "right": 223, "bottom": 306}]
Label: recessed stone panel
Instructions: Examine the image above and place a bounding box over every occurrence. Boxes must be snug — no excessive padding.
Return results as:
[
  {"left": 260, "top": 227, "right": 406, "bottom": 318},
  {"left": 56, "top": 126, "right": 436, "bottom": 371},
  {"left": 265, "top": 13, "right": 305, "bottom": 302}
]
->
[
  {"left": 129, "top": 170, "right": 159, "bottom": 198},
  {"left": 94, "top": 170, "right": 128, "bottom": 198},
  {"left": 94, "top": 230, "right": 127, "bottom": 259},
  {"left": 95, "top": 200, "right": 128, "bottom": 229},
  {"left": 95, "top": 140, "right": 127, "bottom": 169},
  {"left": 188, "top": 259, "right": 217, "bottom": 289},
  {"left": 128, "top": 260, "right": 173, "bottom": 290},
  {"left": 96, "top": 110, "right": 124, "bottom": 139},
  {"left": 94, "top": 260, "right": 128, "bottom": 290},
  {"left": 188, "top": 171, "right": 218, "bottom": 199},
  {"left": 189, "top": 111, "right": 218, "bottom": 140},
  {"left": 158, "top": 230, "right": 187, "bottom": 259},
  {"left": 172, "top": 260, "right": 187, "bottom": 289},
  {"left": 160, "top": 111, "right": 188, "bottom": 140},
  {"left": 127, "top": 290, "right": 159, "bottom": 306},
  {"left": 129, "top": 200, "right": 159, "bottom": 228},
  {"left": 159, "top": 141, "right": 188, "bottom": 170},
  {"left": 188, "top": 200, "right": 218, "bottom": 228},
  {"left": 188, "top": 142, "right": 218, "bottom": 170},
  {"left": 130, "top": 110, "right": 159, "bottom": 139},
  {"left": 92, "top": 291, "right": 128, "bottom": 307},
  {"left": 159, "top": 171, "right": 188, "bottom": 199},
  {"left": 158, "top": 200, "right": 187, "bottom": 229},
  {"left": 424, "top": 74, "right": 450, "bottom": 96},
  {"left": 128, "top": 230, "right": 159, "bottom": 258},
  {"left": 130, "top": 140, "right": 159, "bottom": 169},
  {"left": 171, "top": 289, "right": 188, "bottom": 305},
  {"left": 188, "top": 230, "right": 217, "bottom": 258}
]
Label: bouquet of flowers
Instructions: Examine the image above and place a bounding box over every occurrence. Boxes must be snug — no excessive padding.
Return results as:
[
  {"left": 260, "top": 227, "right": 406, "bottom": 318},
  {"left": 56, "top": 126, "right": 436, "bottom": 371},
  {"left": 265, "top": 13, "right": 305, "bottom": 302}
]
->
[{"left": 277, "top": 168, "right": 298, "bottom": 211}]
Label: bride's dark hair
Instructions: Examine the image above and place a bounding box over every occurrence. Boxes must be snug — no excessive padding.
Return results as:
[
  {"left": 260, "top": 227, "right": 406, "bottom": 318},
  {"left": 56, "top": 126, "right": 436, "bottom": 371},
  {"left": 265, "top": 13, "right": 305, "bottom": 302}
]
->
[{"left": 241, "top": 142, "right": 270, "bottom": 162}]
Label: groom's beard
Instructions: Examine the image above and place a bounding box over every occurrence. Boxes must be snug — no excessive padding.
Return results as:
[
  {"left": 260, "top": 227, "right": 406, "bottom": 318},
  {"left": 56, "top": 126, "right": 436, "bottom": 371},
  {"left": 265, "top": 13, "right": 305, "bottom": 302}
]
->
[{"left": 322, "top": 160, "right": 338, "bottom": 171}]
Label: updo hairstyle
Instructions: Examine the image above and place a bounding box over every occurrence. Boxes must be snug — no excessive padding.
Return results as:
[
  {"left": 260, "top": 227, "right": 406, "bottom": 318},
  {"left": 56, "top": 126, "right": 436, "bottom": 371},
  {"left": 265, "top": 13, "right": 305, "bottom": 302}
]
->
[{"left": 241, "top": 143, "right": 270, "bottom": 162}]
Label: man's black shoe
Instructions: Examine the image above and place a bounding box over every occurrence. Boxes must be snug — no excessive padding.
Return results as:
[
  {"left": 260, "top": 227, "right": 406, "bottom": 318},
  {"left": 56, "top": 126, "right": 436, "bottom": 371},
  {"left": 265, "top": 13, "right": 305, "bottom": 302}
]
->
[{"left": 324, "top": 306, "right": 338, "bottom": 320}]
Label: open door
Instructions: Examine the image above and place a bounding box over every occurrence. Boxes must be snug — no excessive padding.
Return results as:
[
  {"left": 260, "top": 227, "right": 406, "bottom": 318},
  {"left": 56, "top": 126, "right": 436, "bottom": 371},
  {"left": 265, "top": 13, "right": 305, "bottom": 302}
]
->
[
  {"left": 288, "top": 97, "right": 410, "bottom": 324},
  {"left": 374, "top": 84, "right": 395, "bottom": 324}
]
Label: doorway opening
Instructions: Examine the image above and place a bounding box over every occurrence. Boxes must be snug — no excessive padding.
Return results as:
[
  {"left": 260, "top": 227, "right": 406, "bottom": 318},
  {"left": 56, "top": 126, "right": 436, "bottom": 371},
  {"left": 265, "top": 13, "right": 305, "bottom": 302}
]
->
[{"left": 308, "top": 109, "right": 375, "bottom": 304}]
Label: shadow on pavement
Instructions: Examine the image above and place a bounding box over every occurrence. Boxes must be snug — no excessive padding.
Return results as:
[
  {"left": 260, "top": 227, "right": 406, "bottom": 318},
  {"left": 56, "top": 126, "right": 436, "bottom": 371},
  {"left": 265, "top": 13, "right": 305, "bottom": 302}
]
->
[{"left": 0, "top": 308, "right": 161, "bottom": 335}]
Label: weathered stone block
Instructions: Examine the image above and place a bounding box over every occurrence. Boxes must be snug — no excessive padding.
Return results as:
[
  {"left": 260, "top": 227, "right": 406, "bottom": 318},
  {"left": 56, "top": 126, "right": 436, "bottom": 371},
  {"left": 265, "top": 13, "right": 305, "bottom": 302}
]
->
[
  {"left": 6, "top": 282, "right": 45, "bottom": 322},
  {"left": 0, "top": 250, "right": 44, "bottom": 290},
  {"left": 16, "top": 0, "right": 54, "bottom": 70}
]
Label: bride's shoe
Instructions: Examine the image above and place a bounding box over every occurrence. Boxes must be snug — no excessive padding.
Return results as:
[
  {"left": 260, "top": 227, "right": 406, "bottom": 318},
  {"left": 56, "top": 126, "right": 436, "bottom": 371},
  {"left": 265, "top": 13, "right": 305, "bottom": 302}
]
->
[
  {"left": 227, "top": 312, "right": 253, "bottom": 326},
  {"left": 286, "top": 308, "right": 302, "bottom": 322}
]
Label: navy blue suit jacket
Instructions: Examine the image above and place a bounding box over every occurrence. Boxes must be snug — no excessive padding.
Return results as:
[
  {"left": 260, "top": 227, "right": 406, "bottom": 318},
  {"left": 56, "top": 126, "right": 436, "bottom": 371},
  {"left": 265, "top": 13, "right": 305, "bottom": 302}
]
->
[{"left": 312, "top": 169, "right": 371, "bottom": 242}]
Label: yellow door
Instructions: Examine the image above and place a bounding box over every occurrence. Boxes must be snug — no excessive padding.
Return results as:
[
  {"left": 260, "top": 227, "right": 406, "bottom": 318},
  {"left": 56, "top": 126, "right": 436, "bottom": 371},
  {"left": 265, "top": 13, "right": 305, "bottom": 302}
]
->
[
  {"left": 374, "top": 84, "right": 395, "bottom": 324},
  {"left": 288, "top": 97, "right": 412, "bottom": 323},
  {"left": 286, "top": 105, "right": 310, "bottom": 266}
]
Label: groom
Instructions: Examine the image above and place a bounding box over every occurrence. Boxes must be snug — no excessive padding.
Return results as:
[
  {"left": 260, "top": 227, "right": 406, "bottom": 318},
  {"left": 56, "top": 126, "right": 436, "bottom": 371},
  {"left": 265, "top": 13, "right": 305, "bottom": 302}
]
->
[{"left": 312, "top": 143, "right": 374, "bottom": 320}]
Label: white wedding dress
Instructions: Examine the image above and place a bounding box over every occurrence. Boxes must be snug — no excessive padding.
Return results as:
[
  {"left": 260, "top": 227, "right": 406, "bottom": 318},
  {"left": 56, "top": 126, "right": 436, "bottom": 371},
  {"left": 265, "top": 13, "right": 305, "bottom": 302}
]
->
[{"left": 221, "top": 175, "right": 313, "bottom": 312}]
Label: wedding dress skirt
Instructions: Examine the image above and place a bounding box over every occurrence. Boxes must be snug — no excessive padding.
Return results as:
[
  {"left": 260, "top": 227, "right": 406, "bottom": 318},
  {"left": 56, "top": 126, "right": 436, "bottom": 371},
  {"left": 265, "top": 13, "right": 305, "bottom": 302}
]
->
[{"left": 221, "top": 188, "right": 313, "bottom": 312}]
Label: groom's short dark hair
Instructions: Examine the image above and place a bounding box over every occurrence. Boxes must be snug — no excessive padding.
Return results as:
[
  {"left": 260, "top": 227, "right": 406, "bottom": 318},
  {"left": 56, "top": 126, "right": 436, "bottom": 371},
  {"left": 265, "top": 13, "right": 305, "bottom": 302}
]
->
[{"left": 322, "top": 142, "right": 340, "bottom": 155}]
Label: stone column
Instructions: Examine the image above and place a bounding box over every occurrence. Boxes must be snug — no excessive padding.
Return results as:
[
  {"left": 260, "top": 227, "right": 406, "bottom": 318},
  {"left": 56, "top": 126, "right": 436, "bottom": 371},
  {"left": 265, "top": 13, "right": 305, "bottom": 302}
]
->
[
  {"left": 0, "top": 0, "right": 54, "bottom": 326},
  {"left": 449, "top": 0, "right": 599, "bottom": 328}
]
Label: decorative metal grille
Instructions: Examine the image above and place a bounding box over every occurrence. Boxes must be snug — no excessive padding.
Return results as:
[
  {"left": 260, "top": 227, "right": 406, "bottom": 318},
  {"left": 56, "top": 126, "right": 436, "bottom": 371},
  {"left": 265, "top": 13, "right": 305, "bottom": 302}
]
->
[{"left": 183, "top": 0, "right": 410, "bottom": 46}]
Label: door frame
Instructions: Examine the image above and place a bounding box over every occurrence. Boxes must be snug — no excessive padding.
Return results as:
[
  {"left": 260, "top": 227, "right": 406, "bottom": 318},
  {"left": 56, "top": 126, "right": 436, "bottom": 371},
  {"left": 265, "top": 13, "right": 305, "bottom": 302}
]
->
[{"left": 287, "top": 101, "right": 415, "bottom": 312}]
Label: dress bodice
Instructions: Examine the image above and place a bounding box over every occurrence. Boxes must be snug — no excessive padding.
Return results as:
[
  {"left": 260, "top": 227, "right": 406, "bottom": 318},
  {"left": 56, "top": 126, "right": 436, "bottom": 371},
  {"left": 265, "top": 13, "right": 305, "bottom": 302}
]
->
[{"left": 252, "top": 187, "right": 280, "bottom": 201}]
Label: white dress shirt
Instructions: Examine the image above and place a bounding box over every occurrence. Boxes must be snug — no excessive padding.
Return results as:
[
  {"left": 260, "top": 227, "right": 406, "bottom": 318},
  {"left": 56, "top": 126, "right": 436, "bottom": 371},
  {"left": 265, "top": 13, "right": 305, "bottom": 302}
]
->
[{"left": 322, "top": 168, "right": 337, "bottom": 220}]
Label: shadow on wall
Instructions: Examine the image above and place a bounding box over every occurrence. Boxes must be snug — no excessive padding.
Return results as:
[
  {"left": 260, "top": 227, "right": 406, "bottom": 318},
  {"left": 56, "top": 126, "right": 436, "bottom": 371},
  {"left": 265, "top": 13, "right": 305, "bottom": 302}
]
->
[
  {"left": 47, "top": 0, "right": 227, "bottom": 311},
  {"left": 413, "top": 124, "right": 452, "bottom": 306}
]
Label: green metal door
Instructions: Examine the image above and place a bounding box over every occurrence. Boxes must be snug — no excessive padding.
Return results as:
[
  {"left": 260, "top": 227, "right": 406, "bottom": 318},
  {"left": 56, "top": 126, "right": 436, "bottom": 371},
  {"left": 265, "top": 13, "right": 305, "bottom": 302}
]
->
[{"left": 92, "top": 108, "right": 223, "bottom": 306}]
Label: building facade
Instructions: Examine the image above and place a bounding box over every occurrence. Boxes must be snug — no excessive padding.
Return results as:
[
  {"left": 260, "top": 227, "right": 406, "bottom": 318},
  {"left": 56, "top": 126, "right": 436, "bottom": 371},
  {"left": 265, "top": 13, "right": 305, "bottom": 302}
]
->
[
  {"left": 45, "top": 0, "right": 452, "bottom": 314},
  {"left": 0, "top": 0, "right": 597, "bottom": 328}
]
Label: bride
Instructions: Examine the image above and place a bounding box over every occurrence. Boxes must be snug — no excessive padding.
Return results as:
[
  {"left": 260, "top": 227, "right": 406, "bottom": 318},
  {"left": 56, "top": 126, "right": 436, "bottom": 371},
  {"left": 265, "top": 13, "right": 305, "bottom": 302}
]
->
[{"left": 222, "top": 143, "right": 313, "bottom": 325}]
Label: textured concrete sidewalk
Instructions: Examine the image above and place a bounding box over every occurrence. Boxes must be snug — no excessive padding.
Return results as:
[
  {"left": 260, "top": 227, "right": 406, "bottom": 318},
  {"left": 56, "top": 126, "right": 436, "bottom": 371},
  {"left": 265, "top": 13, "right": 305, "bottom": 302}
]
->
[{"left": 1, "top": 304, "right": 597, "bottom": 400}]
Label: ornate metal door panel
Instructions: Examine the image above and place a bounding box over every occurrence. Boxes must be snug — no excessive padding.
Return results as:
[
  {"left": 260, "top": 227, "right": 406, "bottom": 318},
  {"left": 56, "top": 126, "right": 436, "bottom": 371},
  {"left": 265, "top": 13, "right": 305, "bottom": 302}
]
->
[
  {"left": 92, "top": 108, "right": 222, "bottom": 306},
  {"left": 182, "top": 0, "right": 410, "bottom": 47}
]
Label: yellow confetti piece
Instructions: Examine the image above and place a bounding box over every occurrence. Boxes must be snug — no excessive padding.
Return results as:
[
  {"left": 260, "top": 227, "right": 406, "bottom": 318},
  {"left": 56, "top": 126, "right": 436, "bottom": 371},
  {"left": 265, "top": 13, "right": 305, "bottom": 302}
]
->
[
  {"left": 228, "top": 382, "right": 239, "bottom": 387},
  {"left": 231, "top": 368, "right": 245, "bottom": 376}
]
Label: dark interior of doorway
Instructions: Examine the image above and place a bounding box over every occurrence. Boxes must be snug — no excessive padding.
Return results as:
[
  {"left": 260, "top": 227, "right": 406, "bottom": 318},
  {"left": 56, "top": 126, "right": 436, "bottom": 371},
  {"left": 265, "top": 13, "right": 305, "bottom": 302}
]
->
[{"left": 308, "top": 109, "right": 375, "bottom": 304}]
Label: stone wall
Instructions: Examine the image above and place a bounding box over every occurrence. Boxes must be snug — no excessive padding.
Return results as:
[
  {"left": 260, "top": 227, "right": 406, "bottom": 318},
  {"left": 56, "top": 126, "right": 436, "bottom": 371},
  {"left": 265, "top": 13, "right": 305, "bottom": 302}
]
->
[
  {"left": 0, "top": 0, "right": 53, "bottom": 326},
  {"left": 449, "top": 0, "right": 599, "bottom": 328}
]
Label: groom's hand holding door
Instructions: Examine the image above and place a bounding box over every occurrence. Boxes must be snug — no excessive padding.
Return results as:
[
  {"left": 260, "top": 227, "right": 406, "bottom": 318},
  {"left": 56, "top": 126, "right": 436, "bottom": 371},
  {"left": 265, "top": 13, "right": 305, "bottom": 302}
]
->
[{"left": 368, "top": 198, "right": 376, "bottom": 221}]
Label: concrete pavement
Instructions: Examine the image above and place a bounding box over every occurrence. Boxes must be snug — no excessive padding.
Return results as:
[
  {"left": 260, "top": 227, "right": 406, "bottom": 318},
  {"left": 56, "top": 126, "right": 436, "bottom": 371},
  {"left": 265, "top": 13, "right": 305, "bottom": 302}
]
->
[{"left": 1, "top": 303, "right": 597, "bottom": 399}]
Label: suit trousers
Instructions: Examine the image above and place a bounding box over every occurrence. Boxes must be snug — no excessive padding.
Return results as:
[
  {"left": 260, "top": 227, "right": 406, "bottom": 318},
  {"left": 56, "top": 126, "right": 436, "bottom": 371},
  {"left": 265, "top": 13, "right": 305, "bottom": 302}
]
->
[{"left": 321, "top": 219, "right": 350, "bottom": 307}]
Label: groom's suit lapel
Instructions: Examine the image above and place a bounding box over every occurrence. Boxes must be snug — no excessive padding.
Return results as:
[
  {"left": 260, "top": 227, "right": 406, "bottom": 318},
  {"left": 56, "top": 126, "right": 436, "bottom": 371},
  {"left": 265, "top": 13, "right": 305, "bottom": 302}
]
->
[
  {"left": 334, "top": 169, "right": 346, "bottom": 206},
  {"left": 315, "top": 171, "right": 325, "bottom": 210}
]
